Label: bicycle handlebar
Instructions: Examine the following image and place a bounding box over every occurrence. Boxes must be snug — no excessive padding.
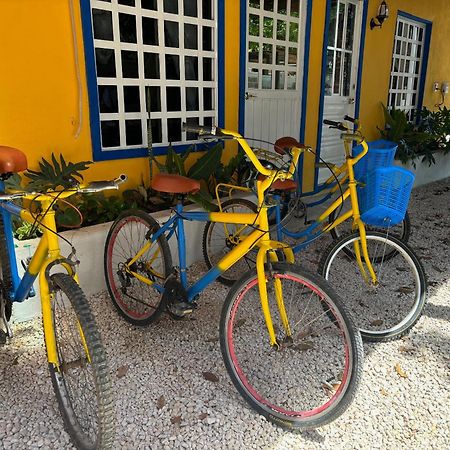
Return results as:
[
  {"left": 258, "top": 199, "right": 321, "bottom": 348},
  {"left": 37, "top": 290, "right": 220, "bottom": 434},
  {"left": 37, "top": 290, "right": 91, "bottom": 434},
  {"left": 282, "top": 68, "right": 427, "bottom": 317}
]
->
[
  {"left": 182, "top": 123, "right": 305, "bottom": 182},
  {"left": 323, "top": 119, "right": 348, "bottom": 131},
  {"left": 0, "top": 174, "right": 128, "bottom": 201}
]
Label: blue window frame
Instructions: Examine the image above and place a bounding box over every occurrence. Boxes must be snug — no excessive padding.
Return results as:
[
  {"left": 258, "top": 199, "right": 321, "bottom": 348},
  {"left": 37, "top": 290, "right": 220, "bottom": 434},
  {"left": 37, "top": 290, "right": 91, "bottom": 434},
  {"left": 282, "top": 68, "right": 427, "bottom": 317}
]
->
[
  {"left": 388, "top": 11, "right": 432, "bottom": 120},
  {"left": 80, "top": 0, "right": 225, "bottom": 161}
]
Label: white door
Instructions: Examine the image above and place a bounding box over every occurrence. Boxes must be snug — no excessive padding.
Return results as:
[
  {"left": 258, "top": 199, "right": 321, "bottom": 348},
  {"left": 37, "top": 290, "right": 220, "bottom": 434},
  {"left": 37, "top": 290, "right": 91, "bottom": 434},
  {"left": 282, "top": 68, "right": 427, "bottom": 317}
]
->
[
  {"left": 319, "top": 0, "right": 362, "bottom": 181},
  {"left": 244, "top": 0, "right": 305, "bottom": 147}
]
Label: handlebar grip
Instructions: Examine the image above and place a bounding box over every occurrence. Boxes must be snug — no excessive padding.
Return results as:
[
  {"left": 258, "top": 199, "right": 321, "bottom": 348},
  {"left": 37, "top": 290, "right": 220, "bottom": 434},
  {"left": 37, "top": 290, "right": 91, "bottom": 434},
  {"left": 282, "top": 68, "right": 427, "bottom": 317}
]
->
[
  {"left": 182, "top": 123, "right": 221, "bottom": 135},
  {"left": 323, "top": 119, "right": 347, "bottom": 131},
  {"left": 344, "top": 115, "right": 356, "bottom": 123}
]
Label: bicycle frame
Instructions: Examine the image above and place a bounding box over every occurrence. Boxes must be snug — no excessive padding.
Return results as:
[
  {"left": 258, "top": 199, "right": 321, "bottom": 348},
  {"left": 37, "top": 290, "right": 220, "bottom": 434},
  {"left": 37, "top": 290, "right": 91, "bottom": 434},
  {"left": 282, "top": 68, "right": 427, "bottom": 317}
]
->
[
  {"left": 0, "top": 181, "right": 78, "bottom": 365},
  {"left": 270, "top": 134, "right": 378, "bottom": 284},
  {"left": 123, "top": 131, "right": 302, "bottom": 346}
]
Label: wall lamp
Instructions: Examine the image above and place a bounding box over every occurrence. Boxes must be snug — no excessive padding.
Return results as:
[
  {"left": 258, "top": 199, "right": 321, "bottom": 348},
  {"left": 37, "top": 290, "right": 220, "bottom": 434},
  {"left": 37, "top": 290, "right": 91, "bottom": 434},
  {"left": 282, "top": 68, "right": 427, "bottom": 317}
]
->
[{"left": 370, "top": 1, "right": 389, "bottom": 29}]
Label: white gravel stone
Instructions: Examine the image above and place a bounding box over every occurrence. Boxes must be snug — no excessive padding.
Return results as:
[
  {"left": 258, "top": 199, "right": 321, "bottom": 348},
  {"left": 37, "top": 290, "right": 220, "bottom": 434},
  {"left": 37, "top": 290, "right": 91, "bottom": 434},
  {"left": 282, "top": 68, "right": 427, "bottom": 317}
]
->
[{"left": 1, "top": 178, "right": 450, "bottom": 449}]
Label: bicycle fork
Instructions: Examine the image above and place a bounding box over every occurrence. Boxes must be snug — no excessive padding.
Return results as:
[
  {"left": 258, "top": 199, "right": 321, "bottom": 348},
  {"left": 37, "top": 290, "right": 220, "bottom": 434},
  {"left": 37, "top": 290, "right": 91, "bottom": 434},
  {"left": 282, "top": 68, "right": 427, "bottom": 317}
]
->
[{"left": 256, "top": 242, "right": 295, "bottom": 349}]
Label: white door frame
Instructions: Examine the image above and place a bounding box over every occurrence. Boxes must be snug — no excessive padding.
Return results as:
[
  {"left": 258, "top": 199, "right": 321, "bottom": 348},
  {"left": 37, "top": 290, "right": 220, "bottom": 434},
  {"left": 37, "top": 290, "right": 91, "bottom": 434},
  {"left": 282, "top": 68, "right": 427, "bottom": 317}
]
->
[
  {"left": 315, "top": 0, "right": 369, "bottom": 190},
  {"left": 239, "top": 0, "right": 310, "bottom": 148}
]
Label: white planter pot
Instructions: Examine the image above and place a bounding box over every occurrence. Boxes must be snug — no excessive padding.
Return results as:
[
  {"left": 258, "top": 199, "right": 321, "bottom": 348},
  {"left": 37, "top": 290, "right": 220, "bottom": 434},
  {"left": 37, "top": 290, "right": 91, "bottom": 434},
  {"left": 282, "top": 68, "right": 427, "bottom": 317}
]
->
[{"left": 394, "top": 151, "right": 450, "bottom": 187}]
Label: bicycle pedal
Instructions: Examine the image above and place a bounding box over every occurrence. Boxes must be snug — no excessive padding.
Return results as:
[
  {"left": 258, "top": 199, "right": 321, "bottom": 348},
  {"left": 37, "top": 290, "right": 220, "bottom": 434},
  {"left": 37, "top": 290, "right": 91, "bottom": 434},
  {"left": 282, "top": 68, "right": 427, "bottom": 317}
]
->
[{"left": 167, "top": 301, "right": 197, "bottom": 318}]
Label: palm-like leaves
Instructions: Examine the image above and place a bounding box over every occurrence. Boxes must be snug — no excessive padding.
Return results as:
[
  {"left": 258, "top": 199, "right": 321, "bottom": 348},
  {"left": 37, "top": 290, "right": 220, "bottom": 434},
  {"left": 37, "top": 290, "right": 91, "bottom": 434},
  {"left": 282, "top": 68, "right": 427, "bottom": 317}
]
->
[{"left": 25, "top": 153, "right": 92, "bottom": 191}]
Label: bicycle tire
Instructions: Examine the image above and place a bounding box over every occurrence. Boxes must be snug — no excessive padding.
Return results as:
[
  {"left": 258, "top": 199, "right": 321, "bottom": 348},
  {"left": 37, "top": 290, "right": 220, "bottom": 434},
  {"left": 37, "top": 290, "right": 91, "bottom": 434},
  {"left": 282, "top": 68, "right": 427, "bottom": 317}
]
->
[
  {"left": 318, "top": 231, "right": 427, "bottom": 342},
  {"left": 0, "top": 214, "right": 13, "bottom": 321},
  {"left": 47, "top": 273, "right": 115, "bottom": 450},
  {"left": 202, "top": 198, "right": 258, "bottom": 286},
  {"left": 328, "top": 210, "right": 411, "bottom": 261},
  {"left": 104, "top": 209, "right": 172, "bottom": 326},
  {"left": 220, "top": 263, "right": 364, "bottom": 430}
]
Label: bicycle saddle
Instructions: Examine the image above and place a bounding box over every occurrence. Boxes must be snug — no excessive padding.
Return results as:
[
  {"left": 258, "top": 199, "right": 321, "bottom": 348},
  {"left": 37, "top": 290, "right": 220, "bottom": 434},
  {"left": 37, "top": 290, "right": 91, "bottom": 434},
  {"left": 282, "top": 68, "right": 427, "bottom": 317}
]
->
[
  {"left": 274, "top": 136, "right": 303, "bottom": 155},
  {"left": 0, "top": 146, "right": 28, "bottom": 174},
  {"left": 151, "top": 173, "right": 200, "bottom": 194}
]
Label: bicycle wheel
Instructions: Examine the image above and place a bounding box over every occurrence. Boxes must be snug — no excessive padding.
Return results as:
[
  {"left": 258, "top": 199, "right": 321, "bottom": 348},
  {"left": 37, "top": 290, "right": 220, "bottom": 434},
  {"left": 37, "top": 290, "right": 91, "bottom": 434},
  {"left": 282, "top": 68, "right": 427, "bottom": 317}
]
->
[
  {"left": 202, "top": 199, "right": 258, "bottom": 286},
  {"left": 47, "top": 273, "right": 114, "bottom": 450},
  {"left": 0, "top": 215, "right": 13, "bottom": 322},
  {"left": 318, "top": 231, "right": 427, "bottom": 342},
  {"left": 104, "top": 209, "right": 172, "bottom": 326},
  {"left": 329, "top": 209, "right": 411, "bottom": 261},
  {"left": 220, "top": 263, "right": 363, "bottom": 430}
]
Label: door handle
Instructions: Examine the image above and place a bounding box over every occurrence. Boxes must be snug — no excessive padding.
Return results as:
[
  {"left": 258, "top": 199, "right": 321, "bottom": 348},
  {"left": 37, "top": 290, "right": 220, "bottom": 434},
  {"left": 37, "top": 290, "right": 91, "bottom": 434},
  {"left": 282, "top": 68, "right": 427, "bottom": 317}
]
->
[
  {"left": 348, "top": 98, "right": 355, "bottom": 104},
  {"left": 245, "top": 92, "right": 257, "bottom": 100}
]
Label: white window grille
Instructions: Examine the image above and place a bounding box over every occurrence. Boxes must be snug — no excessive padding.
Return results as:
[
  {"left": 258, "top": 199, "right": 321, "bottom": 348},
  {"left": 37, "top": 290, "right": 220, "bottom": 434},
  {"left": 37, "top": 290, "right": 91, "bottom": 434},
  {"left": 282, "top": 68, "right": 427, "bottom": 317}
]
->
[
  {"left": 388, "top": 16, "right": 426, "bottom": 119},
  {"left": 89, "top": 0, "right": 218, "bottom": 151}
]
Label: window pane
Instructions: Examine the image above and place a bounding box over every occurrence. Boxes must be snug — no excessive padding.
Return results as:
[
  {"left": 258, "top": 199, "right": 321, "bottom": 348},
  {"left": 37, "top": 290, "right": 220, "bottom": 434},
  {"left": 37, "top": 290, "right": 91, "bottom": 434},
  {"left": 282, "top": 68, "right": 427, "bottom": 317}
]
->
[
  {"left": 185, "top": 56, "right": 198, "bottom": 80},
  {"left": 125, "top": 120, "right": 142, "bottom": 146},
  {"left": 164, "top": 0, "right": 178, "bottom": 14},
  {"left": 277, "top": 20, "right": 286, "bottom": 40},
  {"left": 119, "top": 13, "right": 137, "bottom": 43},
  {"left": 101, "top": 121, "right": 120, "bottom": 147},
  {"left": 141, "top": 0, "right": 157, "bottom": 10},
  {"left": 186, "top": 117, "right": 200, "bottom": 140},
  {"left": 124, "top": 86, "right": 141, "bottom": 112},
  {"left": 166, "top": 86, "right": 181, "bottom": 111},
  {"left": 93, "top": 9, "right": 113, "bottom": 41},
  {"left": 95, "top": 48, "right": 116, "bottom": 77},
  {"left": 264, "top": 0, "right": 274, "bottom": 12},
  {"left": 336, "top": 3, "right": 345, "bottom": 49},
  {"left": 328, "top": 0, "right": 338, "bottom": 47},
  {"left": 345, "top": 3, "right": 355, "bottom": 50},
  {"left": 276, "top": 46, "right": 285, "bottom": 65},
  {"left": 249, "top": 14, "right": 260, "bottom": 37},
  {"left": 151, "top": 118, "right": 162, "bottom": 143},
  {"left": 165, "top": 54, "right": 180, "bottom": 79},
  {"left": 142, "top": 17, "right": 158, "bottom": 45},
  {"left": 343, "top": 52, "right": 351, "bottom": 96},
  {"left": 288, "top": 47, "right": 297, "bottom": 66},
  {"left": 185, "top": 24, "right": 198, "bottom": 49},
  {"left": 203, "top": 26, "right": 213, "bottom": 51},
  {"left": 186, "top": 87, "right": 199, "bottom": 111},
  {"left": 184, "top": 0, "right": 197, "bottom": 17},
  {"left": 203, "top": 88, "right": 213, "bottom": 110},
  {"left": 203, "top": 58, "right": 213, "bottom": 81},
  {"left": 119, "top": 0, "right": 135, "bottom": 6},
  {"left": 275, "top": 71, "right": 285, "bottom": 89},
  {"left": 248, "top": 42, "right": 259, "bottom": 63},
  {"left": 146, "top": 86, "right": 161, "bottom": 112},
  {"left": 121, "top": 50, "right": 139, "bottom": 78},
  {"left": 287, "top": 71, "right": 296, "bottom": 90},
  {"left": 263, "top": 43, "right": 273, "bottom": 64},
  {"left": 325, "top": 49, "right": 333, "bottom": 95},
  {"left": 164, "top": 21, "right": 179, "bottom": 47},
  {"left": 262, "top": 69, "right": 272, "bottom": 89},
  {"left": 98, "top": 86, "right": 118, "bottom": 113},
  {"left": 278, "top": 0, "right": 287, "bottom": 14},
  {"left": 263, "top": 17, "right": 273, "bottom": 38},
  {"left": 289, "top": 22, "right": 298, "bottom": 42},
  {"left": 290, "top": 0, "right": 300, "bottom": 16},
  {"left": 144, "top": 52, "right": 160, "bottom": 78},
  {"left": 203, "top": 0, "right": 213, "bottom": 19},
  {"left": 249, "top": 0, "right": 260, "bottom": 8},
  {"left": 167, "top": 118, "right": 182, "bottom": 142},
  {"left": 333, "top": 50, "right": 342, "bottom": 94},
  {"left": 248, "top": 68, "right": 259, "bottom": 89}
]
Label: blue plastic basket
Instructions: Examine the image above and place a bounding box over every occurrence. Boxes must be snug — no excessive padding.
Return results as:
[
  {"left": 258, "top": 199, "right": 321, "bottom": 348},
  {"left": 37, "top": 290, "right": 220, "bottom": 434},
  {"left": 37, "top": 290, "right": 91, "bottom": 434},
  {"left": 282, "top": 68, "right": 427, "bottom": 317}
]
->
[
  {"left": 358, "top": 166, "right": 415, "bottom": 227},
  {"left": 353, "top": 140, "right": 398, "bottom": 182}
]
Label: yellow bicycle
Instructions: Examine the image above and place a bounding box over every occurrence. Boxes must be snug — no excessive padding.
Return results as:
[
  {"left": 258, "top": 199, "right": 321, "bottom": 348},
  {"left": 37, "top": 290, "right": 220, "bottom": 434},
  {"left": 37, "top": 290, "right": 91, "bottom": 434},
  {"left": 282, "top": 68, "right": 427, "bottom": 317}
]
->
[
  {"left": 104, "top": 124, "right": 364, "bottom": 430},
  {"left": 0, "top": 146, "right": 125, "bottom": 449}
]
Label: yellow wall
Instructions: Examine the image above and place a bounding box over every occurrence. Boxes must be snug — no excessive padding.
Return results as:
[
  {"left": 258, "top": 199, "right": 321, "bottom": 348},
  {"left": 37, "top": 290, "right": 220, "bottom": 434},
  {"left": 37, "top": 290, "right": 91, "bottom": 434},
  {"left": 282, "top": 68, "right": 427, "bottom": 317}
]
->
[
  {"left": 0, "top": 1, "right": 240, "bottom": 187},
  {"left": 1, "top": 1, "right": 448, "bottom": 192},
  {"left": 360, "top": 0, "right": 450, "bottom": 140}
]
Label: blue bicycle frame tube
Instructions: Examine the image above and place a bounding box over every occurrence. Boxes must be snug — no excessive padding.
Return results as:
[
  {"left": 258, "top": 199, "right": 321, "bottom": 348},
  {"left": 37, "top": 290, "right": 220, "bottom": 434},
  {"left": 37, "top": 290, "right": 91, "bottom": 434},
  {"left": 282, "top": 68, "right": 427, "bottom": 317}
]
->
[{"left": 0, "top": 191, "right": 37, "bottom": 302}]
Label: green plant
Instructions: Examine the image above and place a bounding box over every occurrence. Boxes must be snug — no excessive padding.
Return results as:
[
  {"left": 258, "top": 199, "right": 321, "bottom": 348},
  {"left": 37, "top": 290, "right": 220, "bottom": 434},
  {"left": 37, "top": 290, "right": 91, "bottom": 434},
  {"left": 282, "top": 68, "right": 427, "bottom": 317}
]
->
[
  {"left": 12, "top": 219, "right": 42, "bottom": 240},
  {"left": 25, "top": 153, "right": 92, "bottom": 191},
  {"left": 380, "top": 104, "right": 450, "bottom": 167}
]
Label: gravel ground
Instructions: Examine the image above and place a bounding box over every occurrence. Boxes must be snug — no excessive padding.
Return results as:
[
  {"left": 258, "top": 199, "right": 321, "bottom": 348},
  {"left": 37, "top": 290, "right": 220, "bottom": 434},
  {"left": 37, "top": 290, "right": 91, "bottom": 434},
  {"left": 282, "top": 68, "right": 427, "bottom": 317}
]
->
[{"left": 1, "top": 178, "right": 450, "bottom": 450}]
